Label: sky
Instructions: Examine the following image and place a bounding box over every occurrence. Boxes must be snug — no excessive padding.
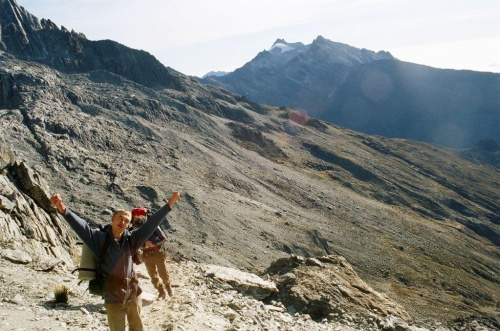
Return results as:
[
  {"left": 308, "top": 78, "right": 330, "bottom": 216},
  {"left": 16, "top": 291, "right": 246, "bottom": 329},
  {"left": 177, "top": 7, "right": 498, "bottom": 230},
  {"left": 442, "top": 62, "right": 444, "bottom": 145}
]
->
[{"left": 17, "top": 0, "right": 500, "bottom": 77}]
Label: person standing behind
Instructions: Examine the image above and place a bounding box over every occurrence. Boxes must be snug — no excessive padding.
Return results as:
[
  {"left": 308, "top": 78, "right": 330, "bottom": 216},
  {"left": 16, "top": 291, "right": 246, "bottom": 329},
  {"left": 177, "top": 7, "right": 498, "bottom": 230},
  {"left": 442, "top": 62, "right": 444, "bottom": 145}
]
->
[
  {"left": 50, "top": 192, "right": 180, "bottom": 331},
  {"left": 131, "top": 207, "right": 173, "bottom": 300}
]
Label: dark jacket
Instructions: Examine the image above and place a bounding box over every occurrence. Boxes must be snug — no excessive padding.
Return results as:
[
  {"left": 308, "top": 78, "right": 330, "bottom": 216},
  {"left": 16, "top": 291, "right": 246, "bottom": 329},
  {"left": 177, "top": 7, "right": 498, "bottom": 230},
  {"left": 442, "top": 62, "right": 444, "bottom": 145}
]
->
[{"left": 63, "top": 203, "right": 172, "bottom": 304}]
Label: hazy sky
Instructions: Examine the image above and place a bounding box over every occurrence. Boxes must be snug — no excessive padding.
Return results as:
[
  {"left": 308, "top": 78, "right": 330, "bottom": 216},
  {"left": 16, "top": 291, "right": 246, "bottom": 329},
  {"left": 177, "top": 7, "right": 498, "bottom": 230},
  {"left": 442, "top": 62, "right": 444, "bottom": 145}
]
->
[{"left": 18, "top": 0, "right": 500, "bottom": 77}]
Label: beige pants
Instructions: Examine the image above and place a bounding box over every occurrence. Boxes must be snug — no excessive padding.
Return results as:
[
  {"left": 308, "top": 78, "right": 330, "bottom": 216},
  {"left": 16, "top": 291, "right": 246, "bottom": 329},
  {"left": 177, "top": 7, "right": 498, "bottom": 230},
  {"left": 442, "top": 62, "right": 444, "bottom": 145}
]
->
[
  {"left": 142, "top": 249, "right": 171, "bottom": 291},
  {"left": 104, "top": 293, "right": 143, "bottom": 331}
]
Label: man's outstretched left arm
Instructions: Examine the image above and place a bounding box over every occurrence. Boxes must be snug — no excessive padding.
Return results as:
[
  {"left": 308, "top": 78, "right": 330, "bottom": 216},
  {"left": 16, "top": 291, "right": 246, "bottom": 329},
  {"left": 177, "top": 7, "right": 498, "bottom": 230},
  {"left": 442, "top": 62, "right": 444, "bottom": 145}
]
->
[{"left": 133, "top": 192, "right": 180, "bottom": 247}]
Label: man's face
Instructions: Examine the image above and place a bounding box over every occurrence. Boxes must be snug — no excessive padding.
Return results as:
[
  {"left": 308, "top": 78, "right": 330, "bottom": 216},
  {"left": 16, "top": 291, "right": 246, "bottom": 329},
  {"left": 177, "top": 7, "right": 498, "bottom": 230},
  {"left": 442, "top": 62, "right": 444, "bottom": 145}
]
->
[{"left": 111, "top": 212, "right": 131, "bottom": 235}]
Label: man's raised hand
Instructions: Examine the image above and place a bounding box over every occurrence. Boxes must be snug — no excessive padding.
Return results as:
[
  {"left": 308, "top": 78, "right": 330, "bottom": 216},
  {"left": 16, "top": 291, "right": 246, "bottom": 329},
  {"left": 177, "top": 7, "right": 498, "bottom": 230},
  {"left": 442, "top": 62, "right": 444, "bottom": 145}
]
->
[
  {"left": 50, "top": 193, "right": 67, "bottom": 215},
  {"left": 167, "top": 192, "right": 180, "bottom": 207}
]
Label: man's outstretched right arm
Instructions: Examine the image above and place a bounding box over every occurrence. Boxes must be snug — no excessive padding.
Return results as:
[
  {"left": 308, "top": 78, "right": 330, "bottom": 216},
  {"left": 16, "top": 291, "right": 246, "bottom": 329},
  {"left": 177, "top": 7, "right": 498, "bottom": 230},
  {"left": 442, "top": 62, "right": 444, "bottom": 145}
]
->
[{"left": 50, "top": 193, "right": 98, "bottom": 253}]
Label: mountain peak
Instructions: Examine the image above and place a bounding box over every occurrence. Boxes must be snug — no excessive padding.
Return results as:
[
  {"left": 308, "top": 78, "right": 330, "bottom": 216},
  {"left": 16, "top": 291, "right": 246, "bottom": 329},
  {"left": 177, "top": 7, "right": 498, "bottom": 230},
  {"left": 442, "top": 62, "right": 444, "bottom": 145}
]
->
[
  {"left": 202, "top": 70, "right": 228, "bottom": 78},
  {"left": 268, "top": 38, "right": 306, "bottom": 56},
  {"left": 313, "top": 35, "right": 327, "bottom": 43},
  {"left": 0, "top": 0, "right": 43, "bottom": 49},
  {"left": 272, "top": 38, "right": 288, "bottom": 47}
]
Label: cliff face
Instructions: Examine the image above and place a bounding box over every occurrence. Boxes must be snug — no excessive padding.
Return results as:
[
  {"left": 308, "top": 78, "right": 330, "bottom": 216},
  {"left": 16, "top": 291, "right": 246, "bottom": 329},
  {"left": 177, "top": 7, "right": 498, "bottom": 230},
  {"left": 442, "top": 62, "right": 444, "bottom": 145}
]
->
[
  {"left": 0, "top": 145, "right": 76, "bottom": 269},
  {"left": 0, "top": 0, "right": 182, "bottom": 90}
]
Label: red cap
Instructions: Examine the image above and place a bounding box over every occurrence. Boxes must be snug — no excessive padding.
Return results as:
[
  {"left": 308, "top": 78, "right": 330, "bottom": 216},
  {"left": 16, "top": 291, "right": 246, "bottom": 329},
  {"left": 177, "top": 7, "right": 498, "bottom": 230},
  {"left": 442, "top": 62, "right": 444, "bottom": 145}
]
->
[{"left": 131, "top": 207, "right": 147, "bottom": 219}]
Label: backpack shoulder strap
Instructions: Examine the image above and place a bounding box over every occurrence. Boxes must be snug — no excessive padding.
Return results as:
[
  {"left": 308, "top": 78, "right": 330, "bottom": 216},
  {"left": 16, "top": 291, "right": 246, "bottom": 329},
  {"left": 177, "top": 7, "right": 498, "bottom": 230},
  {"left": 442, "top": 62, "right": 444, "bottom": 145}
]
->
[
  {"left": 97, "top": 232, "right": 112, "bottom": 275},
  {"left": 154, "top": 227, "right": 168, "bottom": 246},
  {"left": 127, "top": 235, "right": 139, "bottom": 256}
]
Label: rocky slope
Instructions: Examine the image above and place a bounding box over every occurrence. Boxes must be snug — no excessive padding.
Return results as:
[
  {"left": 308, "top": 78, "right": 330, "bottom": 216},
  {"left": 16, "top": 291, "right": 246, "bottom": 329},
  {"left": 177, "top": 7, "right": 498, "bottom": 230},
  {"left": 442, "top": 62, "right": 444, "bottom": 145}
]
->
[
  {"left": 0, "top": 2, "right": 499, "bottom": 329},
  {"left": 0, "top": 157, "right": 417, "bottom": 330},
  {"left": 0, "top": 251, "right": 442, "bottom": 331},
  {"left": 323, "top": 60, "right": 500, "bottom": 148},
  {"left": 1, "top": 159, "right": 498, "bottom": 330}
]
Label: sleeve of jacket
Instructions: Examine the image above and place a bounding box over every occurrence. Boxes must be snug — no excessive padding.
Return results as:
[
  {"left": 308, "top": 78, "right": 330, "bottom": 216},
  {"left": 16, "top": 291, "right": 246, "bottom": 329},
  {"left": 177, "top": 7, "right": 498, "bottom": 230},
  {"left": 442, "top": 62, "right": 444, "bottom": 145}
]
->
[
  {"left": 63, "top": 208, "right": 100, "bottom": 256},
  {"left": 131, "top": 203, "right": 171, "bottom": 251}
]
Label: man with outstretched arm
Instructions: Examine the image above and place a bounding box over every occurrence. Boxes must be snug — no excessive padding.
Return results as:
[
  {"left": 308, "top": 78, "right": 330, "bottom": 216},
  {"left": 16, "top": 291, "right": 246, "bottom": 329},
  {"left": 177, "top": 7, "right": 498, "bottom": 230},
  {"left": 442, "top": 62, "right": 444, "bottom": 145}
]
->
[{"left": 50, "top": 192, "right": 180, "bottom": 331}]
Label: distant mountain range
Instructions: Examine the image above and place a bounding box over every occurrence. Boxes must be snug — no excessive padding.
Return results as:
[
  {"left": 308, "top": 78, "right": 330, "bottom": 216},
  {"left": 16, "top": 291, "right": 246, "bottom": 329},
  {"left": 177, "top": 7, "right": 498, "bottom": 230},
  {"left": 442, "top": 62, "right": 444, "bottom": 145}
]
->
[
  {"left": 201, "top": 36, "right": 393, "bottom": 115},
  {"left": 201, "top": 37, "right": 500, "bottom": 148}
]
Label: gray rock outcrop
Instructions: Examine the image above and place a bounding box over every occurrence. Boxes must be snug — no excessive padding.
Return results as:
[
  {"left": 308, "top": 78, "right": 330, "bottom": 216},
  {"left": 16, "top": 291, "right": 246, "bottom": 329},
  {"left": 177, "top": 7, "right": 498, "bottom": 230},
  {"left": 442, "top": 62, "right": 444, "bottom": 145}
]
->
[
  {"left": 0, "top": 137, "right": 15, "bottom": 169},
  {"left": 0, "top": 156, "right": 75, "bottom": 268},
  {"left": 0, "top": 248, "right": 32, "bottom": 264},
  {"left": 202, "top": 264, "right": 278, "bottom": 300},
  {"left": 265, "top": 255, "right": 410, "bottom": 322}
]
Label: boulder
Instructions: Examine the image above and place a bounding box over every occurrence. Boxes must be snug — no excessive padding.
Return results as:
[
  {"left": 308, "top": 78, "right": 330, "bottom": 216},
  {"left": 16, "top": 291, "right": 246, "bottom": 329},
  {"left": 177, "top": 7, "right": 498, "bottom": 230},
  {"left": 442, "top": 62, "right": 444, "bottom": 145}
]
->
[
  {"left": 0, "top": 194, "right": 15, "bottom": 211},
  {"left": 10, "top": 294, "right": 23, "bottom": 305},
  {"left": 265, "top": 255, "right": 410, "bottom": 322},
  {"left": 141, "top": 291, "right": 156, "bottom": 306},
  {"left": 202, "top": 264, "right": 278, "bottom": 300},
  {"left": 11, "top": 161, "right": 53, "bottom": 213},
  {"left": 1, "top": 248, "right": 32, "bottom": 264}
]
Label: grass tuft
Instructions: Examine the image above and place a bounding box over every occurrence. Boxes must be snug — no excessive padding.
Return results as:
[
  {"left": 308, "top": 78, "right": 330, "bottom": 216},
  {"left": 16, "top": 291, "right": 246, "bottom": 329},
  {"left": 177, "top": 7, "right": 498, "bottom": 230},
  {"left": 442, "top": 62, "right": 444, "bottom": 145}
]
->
[{"left": 54, "top": 284, "right": 69, "bottom": 304}]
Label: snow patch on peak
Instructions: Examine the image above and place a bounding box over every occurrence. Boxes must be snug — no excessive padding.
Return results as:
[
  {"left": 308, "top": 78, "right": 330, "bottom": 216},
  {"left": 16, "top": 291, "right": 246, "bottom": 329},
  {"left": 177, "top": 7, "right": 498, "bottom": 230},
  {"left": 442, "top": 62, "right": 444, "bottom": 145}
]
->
[
  {"left": 272, "top": 38, "right": 287, "bottom": 46},
  {"left": 269, "top": 43, "right": 294, "bottom": 54}
]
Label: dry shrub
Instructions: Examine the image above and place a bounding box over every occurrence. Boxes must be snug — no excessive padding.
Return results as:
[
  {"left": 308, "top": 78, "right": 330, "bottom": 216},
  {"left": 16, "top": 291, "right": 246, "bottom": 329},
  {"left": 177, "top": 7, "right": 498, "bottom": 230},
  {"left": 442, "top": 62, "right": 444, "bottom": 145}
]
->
[{"left": 54, "top": 284, "right": 68, "bottom": 304}]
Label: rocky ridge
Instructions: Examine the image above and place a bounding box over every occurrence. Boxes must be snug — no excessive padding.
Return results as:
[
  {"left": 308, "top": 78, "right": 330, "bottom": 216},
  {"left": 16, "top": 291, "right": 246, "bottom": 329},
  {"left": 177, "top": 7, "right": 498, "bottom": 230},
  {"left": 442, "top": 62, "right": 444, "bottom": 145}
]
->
[{"left": 0, "top": 0, "right": 182, "bottom": 90}]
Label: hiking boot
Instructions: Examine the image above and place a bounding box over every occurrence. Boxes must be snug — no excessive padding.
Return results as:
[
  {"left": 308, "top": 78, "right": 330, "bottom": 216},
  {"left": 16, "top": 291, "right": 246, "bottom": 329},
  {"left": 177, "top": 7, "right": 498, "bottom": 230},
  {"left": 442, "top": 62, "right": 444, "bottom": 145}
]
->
[
  {"left": 166, "top": 283, "right": 173, "bottom": 297},
  {"left": 157, "top": 286, "right": 166, "bottom": 300}
]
